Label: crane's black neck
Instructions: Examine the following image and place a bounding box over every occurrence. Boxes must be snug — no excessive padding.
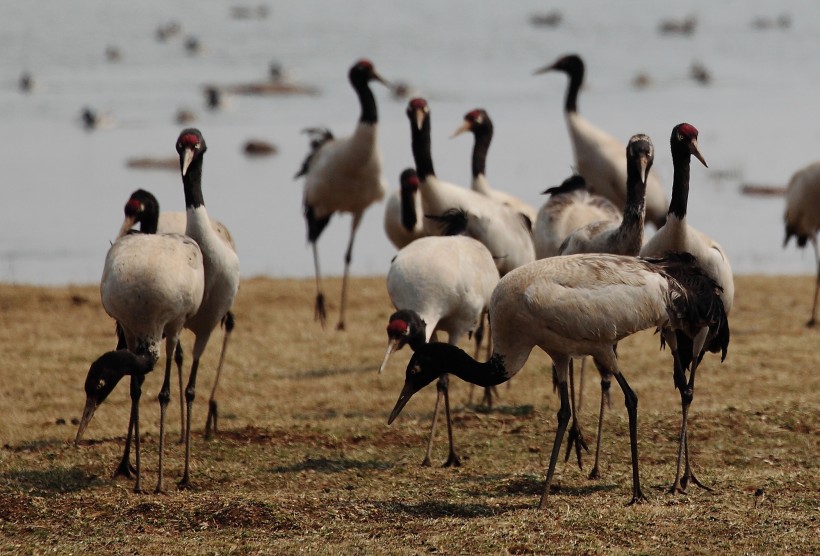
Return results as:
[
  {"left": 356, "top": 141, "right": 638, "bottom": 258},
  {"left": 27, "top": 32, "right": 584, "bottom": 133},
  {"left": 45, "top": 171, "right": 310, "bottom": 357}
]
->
[
  {"left": 621, "top": 157, "right": 648, "bottom": 235},
  {"left": 139, "top": 198, "right": 159, "bottom": 234},
  {"left": 668, "top": 147, "right": 691, "bottom": 220},
  {"left": 181, "top": 156, "right": 206, "bottom": 209},
  {"left": 417, "top": 343, "right": 512, "bottom": 388},
  {"left": 400, "top": 187, "right": 418, "bottom": 231},
  {"left": 563, "top": 64, "right": 584, "bottom": 113},
  {"left": 471, "top": 122, "right": 492, "bottom": 178},
  {"left": 353, "top": 78, "right": 378, "bottom": 125},
  {"left": 410, "top": 116, "right": 435, "bottom": 180}
]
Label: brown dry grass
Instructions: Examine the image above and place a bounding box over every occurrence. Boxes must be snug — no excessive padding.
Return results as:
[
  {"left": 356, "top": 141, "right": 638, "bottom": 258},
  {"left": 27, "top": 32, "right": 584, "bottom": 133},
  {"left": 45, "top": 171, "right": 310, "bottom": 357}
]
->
[{"left": 0, "top": 274, "right": 818, "bottom": 555}]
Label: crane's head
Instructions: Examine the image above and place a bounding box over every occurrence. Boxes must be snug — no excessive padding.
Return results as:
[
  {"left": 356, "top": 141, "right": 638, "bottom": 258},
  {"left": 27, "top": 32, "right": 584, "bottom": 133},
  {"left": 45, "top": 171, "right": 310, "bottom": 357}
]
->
[
  {"left": 626, "top": 133, "right": 655, "bottom": 185},
  {"left": 533, "top": 53, "right": 584, "bottom": 77},
  {"left": 349, "top": 59, "right": 390, "bottom": 88},
  {"left": 118, "top": 189, "right": 160, "bottom": 238},
  {"left": 176, "top": 128, "right": 207, "bottom": 176},
  {"left": 406, "top": 98, "right": 430, "bottom": 131},
  {"left": 671, "top": 123, "right": 707, "bottom": 168},
  {"left": 378, "top": 310, "right": 426, "bottom": 373},
  {"left": 451, "top": 108, "right": 491, "bottom": 138},
  {"left": 75, "top": 350, "right": 156, "bottom": 445}
]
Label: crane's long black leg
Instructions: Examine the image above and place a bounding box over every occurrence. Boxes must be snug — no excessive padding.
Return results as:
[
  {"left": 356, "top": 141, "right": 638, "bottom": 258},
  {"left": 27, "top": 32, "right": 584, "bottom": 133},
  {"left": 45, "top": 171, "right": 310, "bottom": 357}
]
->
[
  {"left": 129, "top": 374, "right": 145, "bottom": 494},
  {"left": 612, "top": 371, "right": 645, "bottom": 505},
  {"left": 539, "top": 363, "right": 572, "bottom": 510},
  {"left": 175, "top": 341, "right": 185, "bottom": 444},
  {"left": 112, "top": 411, "right": 136, "bottom": 479},
  {"left": 588, "top": 377, "right": 610, "bottom": 480},
  {"left": 178, "top": 357, "right": 200, "bottom": 489},
  {"left": 808, "top": 250, "right": 820, "bottom": 327},
  {"left": 679, "top": 364, "right": 712, "bottom": 492},
  {"left": 669, "top": 345, "right": 689, "bottom": 494},
  {"left": 155, "top": 342, "right": 175, "bottom": 494},
  {"left": 336, "top": 213, "right": 362, "bottom": 331},
  {"left": 205, "top": 311, "right": 234, "bottom": 439},
  {"left": 565, "top": 359, "right": 589, "bottom": 470},
  {"left": 442, "top": 374, "right": 461, "bottom": 467},
  {"left": 421, "top": 376, "right": 445, "bottom": 466}
]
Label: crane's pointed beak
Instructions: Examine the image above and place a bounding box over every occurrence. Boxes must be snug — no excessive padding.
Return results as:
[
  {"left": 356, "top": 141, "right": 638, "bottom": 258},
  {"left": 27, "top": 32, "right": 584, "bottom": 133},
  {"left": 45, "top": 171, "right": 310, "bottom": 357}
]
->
[
  {"left": 372, "top": 71, "right": 392, "bottom": 89},
  {"left": 691, "top": 140, "right": 708, "bottom": 168},
  {"left": 450, "top": 120, "right": 471, "bottom": 139},
  {"left": 181, "top": 148, "right": 195, "bottom": 176},
  {"left": 533, "top": 62, "right": 555, "bottom": 76},
  {"left": 387, "top": 380, "right": 418, "bottom": 425},
  {"left": 378, "top": 338, "right": 400, "bottom": 374},
  {"left": 116, "top": 214, "right": 138, "bottom": 240},
  {"left": 640, "top": 156, "right": 652, "bottom": 185},
  {"left": 413, "top": 108, "right": 425, "bottom": 131},
  {"left": 74, "top": 398, "right": 98, "bottom": 445}
]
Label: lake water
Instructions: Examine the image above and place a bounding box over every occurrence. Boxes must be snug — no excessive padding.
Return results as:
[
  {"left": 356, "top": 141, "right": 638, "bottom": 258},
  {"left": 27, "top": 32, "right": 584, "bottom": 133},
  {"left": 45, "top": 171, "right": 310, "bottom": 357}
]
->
[{"left": 2, "top": 0, "right": 818, "bottom": 285}]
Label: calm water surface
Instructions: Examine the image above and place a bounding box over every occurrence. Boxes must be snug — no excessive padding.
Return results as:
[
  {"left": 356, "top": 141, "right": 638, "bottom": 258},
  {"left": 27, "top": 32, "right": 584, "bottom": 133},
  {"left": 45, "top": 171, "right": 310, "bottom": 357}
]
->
[{"left": 1, "top": 0, "right": 819, "bottom": 285}]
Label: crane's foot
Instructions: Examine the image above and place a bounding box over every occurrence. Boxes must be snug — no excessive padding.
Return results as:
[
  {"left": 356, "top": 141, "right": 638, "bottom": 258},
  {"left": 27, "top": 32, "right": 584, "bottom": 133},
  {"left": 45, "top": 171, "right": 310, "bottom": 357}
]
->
[
  {"left": 204, "top": 400, "right": 217, "bottom": 440},
  {"left": 335, "top": 320, "right": 346, "bottom": 331},
  {"left": 443, "top": 452, "right": 462, "bottom": 468},
  {"left": 588, "top": 465, "right": 601, "bottom": 480},
  {"left": 564, "top": 420, "right": 590, "bottom": 470},
  {"left": 668, "top": 480, "right": 687, "bottom": 495},
  {"left": 112, "top": 458, "right": 136, "bottom": 479},
  {"left": 481, "top": 386, "right": 498, "bottom": 410},
  {"left": 420, "top": 457, "right": 432, "bottom": 467},
  {"left": 806, "top": 318, "right": 816, "bottom": 328},
  {"left": 626, "top": 492, "right": 647, "bottom": 506},
  {"left": 314, "top": 294, "right": 327, "bottom": 328},
  {"left": 177, "top": 475, "right": 193, "bottom": 490},
  {"left": 681, "top": 469, "right": 713, "bottom": 492}
]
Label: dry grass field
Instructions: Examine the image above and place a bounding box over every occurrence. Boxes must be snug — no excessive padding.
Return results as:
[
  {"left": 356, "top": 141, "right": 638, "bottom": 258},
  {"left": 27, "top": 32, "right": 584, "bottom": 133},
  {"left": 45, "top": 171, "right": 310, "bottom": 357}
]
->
[{"left": 0, "top": 274, "right": 818, "bottom": 554}]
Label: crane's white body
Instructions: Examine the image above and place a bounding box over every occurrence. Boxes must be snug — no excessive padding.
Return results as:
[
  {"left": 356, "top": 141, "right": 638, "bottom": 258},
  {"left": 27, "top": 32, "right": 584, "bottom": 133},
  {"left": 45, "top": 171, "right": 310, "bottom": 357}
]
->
[
  {"left": 418, "top": 175, "right": 535, "bottom": 276},
  {"left": 156, "top": 211, "right": 236, "bottom": 251},
  {"left": 303, "top": 124, "right": 386, "bottom": 220},
  {"left": 387, "top": 236, "right": 499, "bottom": 342},
  {"left": 471, "top": 174, "right": 537, "bottom": 227},
  {"left": 383, "top": 187, "right": 424, "bottom": 249},
  {"left": 640, "top": 216, "right": 733, "bottom": 315},
  {"left": 534, "top": 186, "right": 621, "bottom": 259},
  {"left": 101, "top": 233, "right": 204, "bottom": 365}
]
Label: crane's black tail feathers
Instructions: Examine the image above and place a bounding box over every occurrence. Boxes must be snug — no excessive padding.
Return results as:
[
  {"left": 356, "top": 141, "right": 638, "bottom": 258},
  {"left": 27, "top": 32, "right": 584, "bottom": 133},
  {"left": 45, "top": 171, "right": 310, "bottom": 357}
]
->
[
  {"left": 294, "top": 127, "right": 334, "bottom": 179},
  {"left": 305, "top": 204, "right": 332, "bottom": 242},
  {"left": 425, "top": 208, "right": 469, "bottom": 237},
  {"left": 648, "top": 251, "right": 731, "bottom": 367},
  {"left": 542, "top": 174, "right": 586, "bottom": 196}
]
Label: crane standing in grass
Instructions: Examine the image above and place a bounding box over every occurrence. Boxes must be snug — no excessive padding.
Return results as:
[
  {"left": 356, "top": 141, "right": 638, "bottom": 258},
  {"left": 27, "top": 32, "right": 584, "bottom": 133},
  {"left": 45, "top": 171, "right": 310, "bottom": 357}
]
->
[
  {"left": 783, "top": 162, "right": 820, "bottom": 327},
  {"left": 388, "top": 251, "right": 728, "bottom": 509},
  {"left": 379, "top": 235, "right": 499, "bottom": 467},
  {"left": 297, "top": 59, "right": 390, "bottom": 330},
  {"left": 558, "top": 134, "right": 654, "bottom": 476},
  {"left": 640, "top": 123, "right": 733, "bottom": 493}
]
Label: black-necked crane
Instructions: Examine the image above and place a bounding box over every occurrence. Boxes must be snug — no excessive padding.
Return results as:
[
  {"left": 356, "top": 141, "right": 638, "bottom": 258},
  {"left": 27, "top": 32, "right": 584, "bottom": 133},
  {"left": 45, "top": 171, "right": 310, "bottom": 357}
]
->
[
  {"left": 451, "top": 108, "right": 537, "bottom": 229},
  {"left": 783, "top": 162, "right": 820, "bottom": 327},
  {"left": 174, "top": 128, "right": 241, "bottom": 489},
  {"left": 388, "top": 252, "right": 728, "bottom": 508},
  {"left": 533, "top": 174, "right": 622, "bottom": 259},
  {"left": 379, "top": 235, "right": 499, "bottom": 466},
  {"left": 558, "top": 134, "right": 654, "bottom": 477},
  {"left": 76, "top": 230, "right": 205, "bottom": 494},
  {"left": 383, "top": 168, "right": 426, "bottom": 249},
  {"left": 296, "top": 59, "right": 390, "bottom": 330},
  {"left": 406, "top": 98, "right": 535, "bottom": 276},
  {"left": 534, "top": 54, "right": 668, "bottom": 230},
  {"left": 640, "top": 123, "right": 733, "bottom": 493},
  {"left": 117, "top": 188, "right": 237, "bottom": 440}
]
